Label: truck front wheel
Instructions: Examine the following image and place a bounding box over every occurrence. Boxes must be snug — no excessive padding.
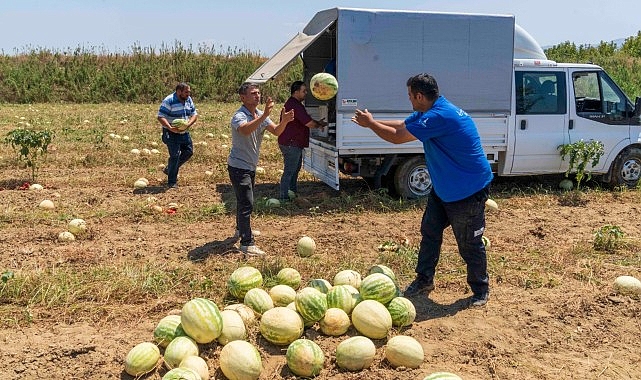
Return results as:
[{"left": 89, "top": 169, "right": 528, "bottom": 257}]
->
[
  {"left": 609, "top": 147, "right": 641, "bottom": 188},
  {"left": 392, "top": 156, "right": 432, "bottom": 199}
]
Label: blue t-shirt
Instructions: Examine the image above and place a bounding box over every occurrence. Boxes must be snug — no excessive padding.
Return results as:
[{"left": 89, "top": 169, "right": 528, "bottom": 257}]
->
[{"left": 404, "top": 96, "right": 492, "bottom": 202}]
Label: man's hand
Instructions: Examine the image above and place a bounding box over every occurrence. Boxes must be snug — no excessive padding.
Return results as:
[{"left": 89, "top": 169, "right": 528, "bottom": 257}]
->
[
  {"left": 281, "top": 108, "right": 295, "bottom": 124},
  {"left": 264, "top": 96, "right": 275, "bottom": 117},
  {"left": 316, "top": 117, "right": 328, "bottom": 128},
  {"left": 352, "top": 108, "right": 374, "bottom": 128}
]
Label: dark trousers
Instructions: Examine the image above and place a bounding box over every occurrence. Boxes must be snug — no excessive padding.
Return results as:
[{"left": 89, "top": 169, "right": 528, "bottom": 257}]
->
[
  {"left": 228, "top": 165, "right": 256, "bottom": 246},
  {"left": 162, "top": 129, "right": 193, "bottom": 186},
  {"left": 278, "top": 144, "right": 303, "bottom": 200},
  {"left": 416, "top": 185, "right": 490, "bottom": 296}
]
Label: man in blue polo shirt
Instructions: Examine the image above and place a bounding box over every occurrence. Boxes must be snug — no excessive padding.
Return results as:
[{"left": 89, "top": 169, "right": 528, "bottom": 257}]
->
[
  {"left": 157, "top": 82, "right": 198, "bottom": 188},
  {"left": 352, "top": 73, "right": 493, "bottom": 307}
]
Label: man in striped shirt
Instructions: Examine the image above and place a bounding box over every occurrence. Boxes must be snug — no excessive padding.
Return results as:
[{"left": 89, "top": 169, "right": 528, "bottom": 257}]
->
[{"left": 157, "top": 82, "right": 198, "bottom": 188}]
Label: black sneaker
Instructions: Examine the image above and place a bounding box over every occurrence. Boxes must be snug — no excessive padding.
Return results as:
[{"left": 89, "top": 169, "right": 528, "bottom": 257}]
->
[
  {"left": 403, "top": 275, "right": 435, "bottom": 297},
  {"left": 470, "top": 293, "right": 489, "bottom": 307}
]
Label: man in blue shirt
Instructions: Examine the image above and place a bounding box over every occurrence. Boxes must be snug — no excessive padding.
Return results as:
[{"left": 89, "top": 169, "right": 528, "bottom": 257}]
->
[
  {"left": 352, "top": 73, "right": 493, "bottom": 307},
  {"left": 157, "top": 82, "right": 198, "bottom": 188}
]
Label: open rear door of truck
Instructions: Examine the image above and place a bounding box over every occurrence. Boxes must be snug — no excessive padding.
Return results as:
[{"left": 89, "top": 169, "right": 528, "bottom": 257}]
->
[{"left": 246, "top": 8, "right": 338, "bottom": 83}]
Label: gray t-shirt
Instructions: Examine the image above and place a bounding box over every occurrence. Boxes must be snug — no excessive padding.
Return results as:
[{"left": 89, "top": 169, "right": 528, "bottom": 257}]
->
[{"left": 227, "top": 105, "right": 273, "bottom": 171}]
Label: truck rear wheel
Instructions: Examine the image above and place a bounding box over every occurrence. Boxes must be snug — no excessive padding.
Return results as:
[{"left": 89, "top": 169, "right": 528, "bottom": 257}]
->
[
  {"left": 392, "top": 156, "right": 431, "bottom": 199},
  {"left": 609, "top": 147, "right": 641, "bottom": 188}
]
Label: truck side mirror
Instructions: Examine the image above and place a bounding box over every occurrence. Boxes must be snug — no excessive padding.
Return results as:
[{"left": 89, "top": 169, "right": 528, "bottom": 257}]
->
[{"left": 635, "top": 97, "right": 641, "bottom": 117}]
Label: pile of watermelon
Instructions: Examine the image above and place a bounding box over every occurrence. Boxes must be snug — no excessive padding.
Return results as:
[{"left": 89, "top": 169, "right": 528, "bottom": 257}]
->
[{"left": 123, "top": 264, "right": 463, "bottom": 379}]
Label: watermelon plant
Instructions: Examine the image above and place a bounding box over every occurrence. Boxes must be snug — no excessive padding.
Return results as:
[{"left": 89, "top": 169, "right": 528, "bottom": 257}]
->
[
  {"left": 558, "top": 139, "right": 604, "bottom": 188},
  {"left": 4, "top": 127, "right": 54, "bottom": 182}
]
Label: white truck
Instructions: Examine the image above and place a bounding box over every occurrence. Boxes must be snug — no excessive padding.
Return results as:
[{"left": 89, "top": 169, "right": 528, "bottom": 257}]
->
[{"left": 247, "top": 8, "right": 641, "bottom": 198}]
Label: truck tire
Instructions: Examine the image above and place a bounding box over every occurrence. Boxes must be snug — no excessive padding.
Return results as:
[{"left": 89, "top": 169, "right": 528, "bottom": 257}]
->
[
  {"left": 392, "top": 156, "right": 431, "bottom": 199},
  {"left": 608, "top": 147, "right": 641, "bottom": 188}
]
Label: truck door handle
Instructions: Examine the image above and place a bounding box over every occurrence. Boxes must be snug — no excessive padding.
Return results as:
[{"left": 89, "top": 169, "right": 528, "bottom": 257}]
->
[
  {"left": 520, "top": 120, "right": 526, "bottom": 130},
  {"left": 569, "top": 119, "right": 574, "bottom": 129}
]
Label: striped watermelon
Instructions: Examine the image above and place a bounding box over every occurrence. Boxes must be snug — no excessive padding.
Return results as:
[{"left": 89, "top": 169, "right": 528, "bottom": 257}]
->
[
  {"left": 286, "top": 339, "right": 325, "bottom": 377},
  {"left": 219, "top": 340, "right": 263, "bottom": 380},
  {"left": 259, "top": 307, "right": 304, "bottom": 345},
  {"left": 326, "top": 285, "right": 357, "bottom": 314},
  {"left": 244, "top": 288, "right": 274, "bottom": 315},
  {"left": 385, "top": 335, "right": 424, "bottom": 369},
  {"left": 351, "top": 299, "right": 392, "bottom": 339},
  {"left": 309, "top": 278, "right": 332, "bottom": 293},
  {"left": 269, "top": 284, "right": 297, "bottom": 307},
  {"left": 359, "top": 273, "right": 397, "bottom": 305},
  {"left": 162, "top": 367, "right": 201, "bottom": 380},
  {"left": 178, "top": 356, "right": 209, "bottom": 380},
  {"left": 423, "top": 372, "right": 463, "bottom": 380},
  {"left": 335, "top": 336, "right": 376, "bottom": 371},
  {"left": 295, "top": 287, "right": 328, "bottom": 325},
  {"left": 124, "top": 342, "right": 160, "bottom": 376},
  {"left": 164, "top": 336, "right": 199, "bottom": 369},
  {"left": 228, "top": 266, "right": 263, "bottom": 299},
  {"left": 387, "top": 296, "right": 417, "bottom": 327},
  {"left": 153, "top": 314, "right": 187, "bottom": 348},
  {"left": 217, "top": 309, "right": 247, "bottom": 345},
  {"left": 333, "top": 269, "right": 362, "bottom": 289},
  {"left": 276, "top": 267, "right": 302, "bottom": 289},
  {"left": 319, "top": 307, "right": 351, "bottom": 336},
  {"left": 180, "top": 298, "right": 223, "bottom": 344}
]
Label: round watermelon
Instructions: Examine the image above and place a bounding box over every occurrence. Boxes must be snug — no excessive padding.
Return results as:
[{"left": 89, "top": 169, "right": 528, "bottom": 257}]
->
[
  {"left": 164, "top": 336, "right": 199, "bottom": 369},
  {"left": 124, "top": 341, "right": 160, "bottom": 376},
  {"left": 351, "top": 299, "right": 392, "bottom": 339},
  {"left": 286, "top": 339, "right": 325, "bottom": 377},
  {"left": 295, "top": 287, "right": 328, "bottom": 325},
  {"left": 153, "top": 314, "right": 187, "bottom": 348},
  {"left": 385, "top": 335, "right": 424, "bottom": 369},
  {"left": 217, "top": 309, "right": 247, "bottom": 345},
  {"left": 326, "top": 284, "right": 357, "bottom": 314},
  {"left": 368, "top": 264, "right": 397, "bottom": 282},
  {"left": 310, "top": 72, "right": 338, "bottom": 101},
  {"left": 308, "top": 278, "right": 332, "bottom": 294},
  {"left": 319, "top": 307, "right": 351, "bottom": 336},
  {"left": 180, "top": 298, "right": 223, "bottom": 344},
  {"left": 359, "top": 273, "right": 398, "bottom": 305},
  {"left": 259, "top": 307, "right": 304, "bottom": 345},
  {"left": 269, "top": 284, "right": 297, "bottom": 307},
  {"left": 228, "top": 266, "right": 263, "bottom": 299},
  {"left": 333, "top": 269, "right": 362, "bottom": 289},
  {"left": 387, "top": 296, "right": 417, "bottom": 327},
  {"left": 244, "top": 287, "right": 274, "bottom": 315},
  {"left": 276, "top": 267, "right": 302, "bottom": 289},
  {"left": 335, "top": 336, "right": 376, "bottom": 371},
  {"left": 219, "top": 340, "right": 263, "bottom": 380}
]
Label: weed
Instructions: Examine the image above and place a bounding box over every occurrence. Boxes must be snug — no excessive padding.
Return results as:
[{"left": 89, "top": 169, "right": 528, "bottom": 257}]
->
[
  {"left": 4, "top": 127, "right": 54, "bottom": 181},
  {"left": 593, "top": 224, "right": 625, "bottom": 252}
]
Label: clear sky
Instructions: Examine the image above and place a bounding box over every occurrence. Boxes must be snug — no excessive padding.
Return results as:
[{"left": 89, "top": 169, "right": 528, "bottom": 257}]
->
[{"left": 1, "top": 0, "right": 639, "bottom": 56}]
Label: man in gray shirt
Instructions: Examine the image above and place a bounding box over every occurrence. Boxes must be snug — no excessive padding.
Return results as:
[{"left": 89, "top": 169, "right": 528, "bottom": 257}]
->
[{"left": 228, "top": 82, "right": 294, "bottom": 256}]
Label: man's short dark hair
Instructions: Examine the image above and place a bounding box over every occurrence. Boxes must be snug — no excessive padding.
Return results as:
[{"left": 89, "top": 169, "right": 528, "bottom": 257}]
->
[
  {"left": 406, "top": 73, "right": 439, "bottom": 101},
  {"left": 176, "top": 82, "right": 190, "bottom": 92},
  {"left": 238, "top": 82, "right": 259, "bottom": 95},
  {"left": 290, "top": 81, "right": 305, "bottom": 95}
]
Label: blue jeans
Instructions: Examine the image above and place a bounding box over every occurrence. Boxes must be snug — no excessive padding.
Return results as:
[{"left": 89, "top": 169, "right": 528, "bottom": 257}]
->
[
  {"left": 228, "top": 165, "right": 256, "bottom": 246},
  {"left": 162, "top": 129, "right": 193, "bottom": 186},
  {"left": 279, "top": 144, "right": 303, "bottom": 200},
  {"left": 416, "top": 185, "right": 490, "bottom": 296}
]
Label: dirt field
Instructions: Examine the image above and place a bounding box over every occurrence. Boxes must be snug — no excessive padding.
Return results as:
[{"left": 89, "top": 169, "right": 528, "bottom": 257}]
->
[{"left": 0, "top": 103, "right": 640, "bottom": 379}]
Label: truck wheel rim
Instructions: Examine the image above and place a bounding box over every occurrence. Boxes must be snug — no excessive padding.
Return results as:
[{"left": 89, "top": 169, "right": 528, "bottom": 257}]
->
[
  {"left": 621, "top": 159, "right": 641, "bottom": 182},
  {"left": 408, "top": 167, "right": 431, "bottom": 195}
]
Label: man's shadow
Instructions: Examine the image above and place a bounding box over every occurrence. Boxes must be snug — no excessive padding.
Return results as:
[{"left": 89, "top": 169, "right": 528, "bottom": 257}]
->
[
  {"left": 408, "top": 295, "right": 472, "bottom": 322},
  {"left": 187, "top": 236, "right": 243, "bottom": 262}
]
